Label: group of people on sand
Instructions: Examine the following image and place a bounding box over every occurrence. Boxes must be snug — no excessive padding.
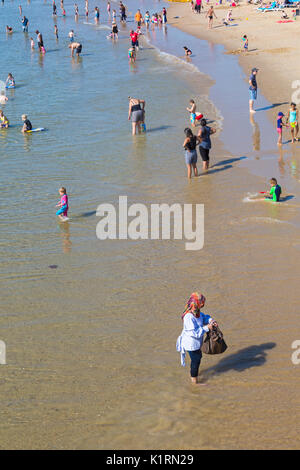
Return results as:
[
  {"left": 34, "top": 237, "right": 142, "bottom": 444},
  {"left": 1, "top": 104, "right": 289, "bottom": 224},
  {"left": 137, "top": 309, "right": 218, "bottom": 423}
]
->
[{"left": 249, "top": 68, "right": 299, "bottom": 146}]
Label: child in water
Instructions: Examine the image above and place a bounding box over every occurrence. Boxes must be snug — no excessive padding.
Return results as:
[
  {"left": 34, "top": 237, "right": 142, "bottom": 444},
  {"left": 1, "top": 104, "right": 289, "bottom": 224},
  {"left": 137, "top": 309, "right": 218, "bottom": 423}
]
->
[
  {"left": 183, "top": 46, "right": 192, "bottom": 56},
  {"left": 265, "top": 178, "right": 282, "bottom": 202},
  {"left": 21, "top": 114, "right": 32, "bottom": 132},
  {"left": 0, "top": 109, "right": 9, "bottom": 128},
  {"left": 56, "top": 187, "right": 69, "bottom": 221},
  {"left": 30, "top": 37, "right": 35, "bottom": 50},
  {"left": 6, "top": 73, "right": 15, "bottom": 88},
  {"left": 128, "top": 46, "right": 136, "bottom": 63}
]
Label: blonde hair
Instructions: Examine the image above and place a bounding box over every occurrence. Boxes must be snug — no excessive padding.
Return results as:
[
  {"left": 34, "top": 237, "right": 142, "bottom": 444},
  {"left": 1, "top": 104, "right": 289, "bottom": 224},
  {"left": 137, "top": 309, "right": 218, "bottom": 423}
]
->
[
  {"left": 22, "top": 114, "right": 27, "bottom": 120},
  {"left": 59, "top": 187, "right": 67, "bottom": 194}
]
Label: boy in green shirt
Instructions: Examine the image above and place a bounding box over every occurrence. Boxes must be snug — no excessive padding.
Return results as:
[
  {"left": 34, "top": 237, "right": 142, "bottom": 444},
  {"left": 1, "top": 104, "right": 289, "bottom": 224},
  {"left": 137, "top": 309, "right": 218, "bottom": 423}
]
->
[{"left": 266, "top": 178, "right": 281, "bottom": 202}]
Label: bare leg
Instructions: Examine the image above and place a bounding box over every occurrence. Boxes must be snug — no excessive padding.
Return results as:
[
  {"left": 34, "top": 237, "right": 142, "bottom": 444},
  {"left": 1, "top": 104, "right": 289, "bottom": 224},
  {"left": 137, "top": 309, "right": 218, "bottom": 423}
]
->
[
  {"left": 249, "top": 99, "right": 255, "bottom": 113},
  {"left": 187, "top": 164, "right": 192, "bottom": 179},
  {"left": 192, "top": 163, "right": 198, "bottom": 177}
]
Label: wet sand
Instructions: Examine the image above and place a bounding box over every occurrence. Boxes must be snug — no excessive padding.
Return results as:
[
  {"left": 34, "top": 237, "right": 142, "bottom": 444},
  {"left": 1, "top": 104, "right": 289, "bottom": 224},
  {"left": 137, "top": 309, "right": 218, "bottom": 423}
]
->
[{"left": 1, "top": 1, "right": 300, "bottom": 450}]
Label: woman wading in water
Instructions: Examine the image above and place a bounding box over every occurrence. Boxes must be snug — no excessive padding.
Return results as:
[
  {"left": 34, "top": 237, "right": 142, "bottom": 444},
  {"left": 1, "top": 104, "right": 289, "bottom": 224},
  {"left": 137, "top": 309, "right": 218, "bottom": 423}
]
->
[
  {"left": 176, "top": 293, "right": 218, "bottom": 384},
  {"left": 183, "top": 128, "right": 199, "bottom": 179},
  {"left": 128, "top": 96, "right": 145, "bottom": 135}
]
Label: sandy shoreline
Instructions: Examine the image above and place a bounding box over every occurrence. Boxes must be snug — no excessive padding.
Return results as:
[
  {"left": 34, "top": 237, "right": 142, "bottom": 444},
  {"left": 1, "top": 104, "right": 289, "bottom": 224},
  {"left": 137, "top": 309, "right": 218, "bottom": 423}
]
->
[{"left": 167, "top": 2, "right": 300, "bottom": 126}]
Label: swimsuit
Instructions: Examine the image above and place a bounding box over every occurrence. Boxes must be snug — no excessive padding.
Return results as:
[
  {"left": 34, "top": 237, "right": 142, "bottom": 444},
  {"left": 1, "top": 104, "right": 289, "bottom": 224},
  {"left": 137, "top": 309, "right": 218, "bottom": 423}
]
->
[
  {"left": 190, "top": 113, "right": 196, "bottom": 124},
  {"left": 289, "top": 109, "right": 297, "bottom": 128}
]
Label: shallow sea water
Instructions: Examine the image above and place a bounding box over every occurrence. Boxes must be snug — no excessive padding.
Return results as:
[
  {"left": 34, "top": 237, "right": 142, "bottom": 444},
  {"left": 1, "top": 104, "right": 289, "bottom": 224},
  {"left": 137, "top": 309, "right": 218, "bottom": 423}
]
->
[{"left": 0, "top": 0, "right": 300, "bottom": 450}]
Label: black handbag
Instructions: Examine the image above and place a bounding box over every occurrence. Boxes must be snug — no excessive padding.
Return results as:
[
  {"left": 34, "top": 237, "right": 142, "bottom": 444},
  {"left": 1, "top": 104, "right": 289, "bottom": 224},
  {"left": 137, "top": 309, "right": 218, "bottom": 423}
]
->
[{"left": 201, "top": 326, "right": 228, "bottom": 355}]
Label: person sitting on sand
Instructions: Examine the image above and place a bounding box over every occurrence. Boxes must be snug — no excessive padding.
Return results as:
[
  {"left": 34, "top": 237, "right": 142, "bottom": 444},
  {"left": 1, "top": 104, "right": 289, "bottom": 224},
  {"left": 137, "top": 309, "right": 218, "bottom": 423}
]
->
[
  {"left": 69, "top": 41, "right": 82, "bottom": 57},
  {"left": 265, "top": 178, "right": 282, "bottom": 202},
  {"left": 0, "top": 109, "right": 9, "bottom": 128},
  {"left": 227, "top": 9, "right": 233, "bottom": 21}
]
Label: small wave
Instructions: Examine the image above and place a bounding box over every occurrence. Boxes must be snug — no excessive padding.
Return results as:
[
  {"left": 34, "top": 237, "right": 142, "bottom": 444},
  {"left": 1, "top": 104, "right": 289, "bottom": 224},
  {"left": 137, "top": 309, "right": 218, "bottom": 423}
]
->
[
  {"left": 242, "top": 192, "right": 263, "bottom": 203},
  {"left": 96, "top": 25, "right": 112, "bottom": 30},
  {"left": 143, "top": 36, "right": 202, "bottom": 75},
  {"left": 142, "top": 37, "right": 224, "bottom": 131},
  {"left": 231, "top": 216, "right": 292, "bottom": 226}
]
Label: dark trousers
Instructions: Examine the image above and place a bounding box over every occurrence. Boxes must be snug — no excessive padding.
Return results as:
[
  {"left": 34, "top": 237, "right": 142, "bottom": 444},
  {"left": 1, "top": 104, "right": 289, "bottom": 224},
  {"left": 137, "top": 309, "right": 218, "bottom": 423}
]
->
[{"left": 188, "top": 349, "right": 202, "bottom": 377}]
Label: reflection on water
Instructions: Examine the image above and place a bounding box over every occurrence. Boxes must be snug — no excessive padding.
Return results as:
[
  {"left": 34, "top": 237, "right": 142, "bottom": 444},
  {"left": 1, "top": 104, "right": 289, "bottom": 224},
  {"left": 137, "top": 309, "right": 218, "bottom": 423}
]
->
[
  {"left": 249, "top": 113, "right": 260, "bottom": 152},
  {"left": 59, "top": 222, "right": 72, "bottom": 254}
]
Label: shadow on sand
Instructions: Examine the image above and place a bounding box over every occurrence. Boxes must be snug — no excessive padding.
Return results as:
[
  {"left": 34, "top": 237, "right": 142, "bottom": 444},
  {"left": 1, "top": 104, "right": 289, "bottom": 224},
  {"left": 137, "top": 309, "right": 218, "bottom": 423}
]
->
[
  {"left": 200, "top": 342, "right": 276, "bottom": 383},
  {"left": 255, "top": 102, "right": 288, "bottom": 112}
]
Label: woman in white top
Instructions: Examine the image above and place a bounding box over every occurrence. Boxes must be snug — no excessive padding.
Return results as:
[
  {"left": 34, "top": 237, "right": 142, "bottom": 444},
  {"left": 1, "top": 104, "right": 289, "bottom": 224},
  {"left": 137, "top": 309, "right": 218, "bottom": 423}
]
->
[{"left": 176, "top": 292, "right": 218, "bottom": 384}]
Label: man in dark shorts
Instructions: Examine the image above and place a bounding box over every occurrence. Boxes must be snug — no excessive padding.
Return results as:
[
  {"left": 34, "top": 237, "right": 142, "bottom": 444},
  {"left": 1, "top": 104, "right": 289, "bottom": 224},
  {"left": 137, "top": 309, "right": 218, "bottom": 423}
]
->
[
  {"left": 69, "top": 41, "right": 82, "bottom": 57},
  {"left": 21, "top": 114, "right": 32, "bottom": 132},
  {"left": 198, "top": 118, "right": 216, "bottom": 170}
]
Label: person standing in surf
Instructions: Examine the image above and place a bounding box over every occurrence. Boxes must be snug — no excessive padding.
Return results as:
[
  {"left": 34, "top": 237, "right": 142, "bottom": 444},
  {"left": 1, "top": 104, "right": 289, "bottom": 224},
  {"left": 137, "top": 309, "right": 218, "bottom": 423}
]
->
[
  {"left": 249, "top": 68, "right": 258, "bottom": 113},
  {"left": 183, "top": 128, "right": 199, "bottom": 179},
  {"left": 56, "top": 187, "right": 69, "bottom": 221},
  {"left": 176, "top": 293, "right": 218, "bottom": 384},
  {"left": 128, "top": 96, "right": 145, "bottom": 135}
]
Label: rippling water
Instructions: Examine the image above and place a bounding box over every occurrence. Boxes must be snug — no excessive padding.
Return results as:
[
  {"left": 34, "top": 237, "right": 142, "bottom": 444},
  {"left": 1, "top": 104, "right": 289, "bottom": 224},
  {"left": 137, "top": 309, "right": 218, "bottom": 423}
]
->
[{"left": 0, "top": 0, "right": 300, "bottom": 450}]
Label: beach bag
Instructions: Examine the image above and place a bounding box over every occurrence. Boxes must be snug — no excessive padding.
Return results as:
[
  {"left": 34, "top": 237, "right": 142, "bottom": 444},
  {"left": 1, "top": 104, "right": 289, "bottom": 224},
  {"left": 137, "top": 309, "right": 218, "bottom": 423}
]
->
[{"left": 201, "top": 326, "right": 227, "bottom": 355}]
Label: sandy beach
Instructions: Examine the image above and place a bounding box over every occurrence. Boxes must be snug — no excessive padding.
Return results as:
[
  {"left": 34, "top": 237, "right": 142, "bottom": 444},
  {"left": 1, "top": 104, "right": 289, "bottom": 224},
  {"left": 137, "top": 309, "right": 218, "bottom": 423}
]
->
[{"left": 168, "top": 1, "right": 300, "bottom": 125}]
